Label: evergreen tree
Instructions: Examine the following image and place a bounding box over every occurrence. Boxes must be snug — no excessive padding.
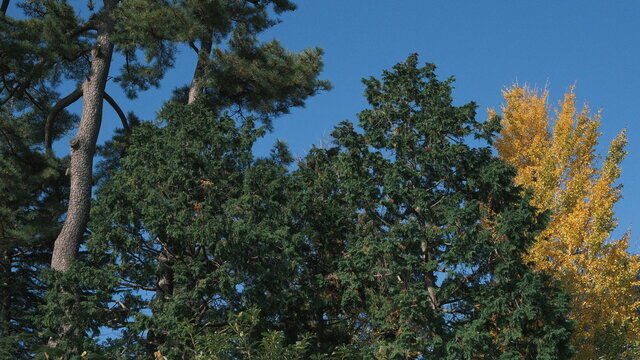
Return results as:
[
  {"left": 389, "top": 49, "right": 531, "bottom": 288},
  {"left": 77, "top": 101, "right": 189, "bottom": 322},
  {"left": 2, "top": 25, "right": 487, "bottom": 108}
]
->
[
  {"left": 1, "top": 0, "right": 328, "bottom": 274},
  {"left": 2, "top": 1, "right": 328, "bottom": 354},
  {"left": 0, "top": 76, "right": 75, "bottom": 358},
  {"left": 0, "top": 114, "right": 66, "bottom": 359},
  {"left": 319, "top": 55, "right": 573, "bottom": 359},
  {"left": 85, "top": 100, "right": 308, "bottom": 358},
  {"left": 80, "top": 55, "right": 574, "bottom": 360}
]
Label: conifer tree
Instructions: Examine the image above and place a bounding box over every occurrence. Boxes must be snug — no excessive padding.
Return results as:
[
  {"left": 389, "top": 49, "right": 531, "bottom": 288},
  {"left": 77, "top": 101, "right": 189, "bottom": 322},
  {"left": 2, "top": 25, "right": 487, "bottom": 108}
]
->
[
  {"left": 2, "top": 2, "right": 328, "bottom": 354},
  {"left": 0, "top": 63, "right": 77, "bottom": 357},
  {"left": 320, "top": 55, "right": 573, "bottom": 359},
  {"left": 75, "top": 55, "right": 573, "bottom": 359},
  {"left": 494, "top": 86, "right": 640, "bottom": 359},
  {"left": 85, "top": 100, "right": 311, "bottom": 358},
  {"left": 0, "top": 113, "right": 68, "bottom": 359},
  {"left": 1, "top": 0, "right": 328, "bottom": 275}
]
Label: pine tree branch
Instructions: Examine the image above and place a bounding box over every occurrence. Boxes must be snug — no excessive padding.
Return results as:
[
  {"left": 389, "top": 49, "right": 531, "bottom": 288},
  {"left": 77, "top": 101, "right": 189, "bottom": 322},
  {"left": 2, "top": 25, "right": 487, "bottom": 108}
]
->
[
  {"left": 103, "top": 91, "right": 128, "bottom": 130},
  {"left": 23, "top": 89, "right": 46, "bottom": 112},
  {"left": 188, "top": 41, "right": 199, "bottom": 54},
  {"left": 44, "top": 87, "right": 83, "bottom": 154},
  {"left": 61, "top": 47, "right": 93, "bottom": 62},
  {"left": 0, "top": 79, "right": 27, "bottom": 108},
  {"left": 66, "top": 18, "right": 99, "bottom": 39},
  {"left": 117, "top": 281, "right": 156, "bottom": 292},
  {"left": 0, "top": 57, "right": 48, "bottom": 107}
]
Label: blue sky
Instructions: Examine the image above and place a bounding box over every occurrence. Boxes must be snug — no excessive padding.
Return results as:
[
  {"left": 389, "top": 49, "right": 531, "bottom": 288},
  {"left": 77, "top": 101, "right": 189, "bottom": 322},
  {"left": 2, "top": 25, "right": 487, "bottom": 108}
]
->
[{"left": 55, "top": 1, "right": 638, "bottom": 250}]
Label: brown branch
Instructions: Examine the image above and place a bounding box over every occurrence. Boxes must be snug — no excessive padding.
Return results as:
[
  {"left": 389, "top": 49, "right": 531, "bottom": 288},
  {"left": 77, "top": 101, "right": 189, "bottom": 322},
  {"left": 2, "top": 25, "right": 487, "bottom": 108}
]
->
[
  {"left": 103, "top": 91, "right": 128, "bottom": 130},
  {"left": 114, "top": 300, "right": 128, "bottom": 310},
  {"left": 44, "top": 87, "right": 83, "bottom": 154}
]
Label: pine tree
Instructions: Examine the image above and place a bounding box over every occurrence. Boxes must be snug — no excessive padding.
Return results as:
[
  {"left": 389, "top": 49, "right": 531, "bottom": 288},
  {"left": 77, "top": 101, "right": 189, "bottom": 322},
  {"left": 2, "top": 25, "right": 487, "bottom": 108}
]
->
[
  {"left": 3, "top": 1, "right": 328, "bottom": 354},
  {"left": 0, "top": 116, "right": 62, "bottom": 359},
  {"left": 494, "top": 85, "right": 640, "bottom": 359},
  {"left": 1, "top": 0, "right": 328, "bottom": 274},
  {"left": 0, "top": 73, "right": 76, "bottom": 358}
]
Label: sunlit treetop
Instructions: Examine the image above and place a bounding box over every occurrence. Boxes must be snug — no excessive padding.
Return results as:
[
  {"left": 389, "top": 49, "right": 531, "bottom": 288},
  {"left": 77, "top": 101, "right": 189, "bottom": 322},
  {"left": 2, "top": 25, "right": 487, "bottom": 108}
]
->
[{"left": 495, "top": 85, "right": 640, "bottom": 359}]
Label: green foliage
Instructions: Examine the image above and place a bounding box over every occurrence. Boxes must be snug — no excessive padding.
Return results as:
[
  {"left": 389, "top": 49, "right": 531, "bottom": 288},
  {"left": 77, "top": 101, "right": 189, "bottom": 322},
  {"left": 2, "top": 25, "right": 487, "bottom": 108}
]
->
[
  {"left": 2, "top": 3, "right": 574, "bottom": 354},
  {"left": 204, "top": 32, "right": 331, "bottom": 126},
  {"left": 311, "top": 55, "right": 574, "bottom": 359},
  {"left": 87, "top": 100, "right": 298, "bottom": 358},
  {"left": 2, "top": 1, "right": 329, "bottom": 357},
  {"left": 38, "top": 263, "right": 123, "bottom": 359},
  {"left": 192, "top": 308, "right": 317, "bottom": 360},
  {"left": 0, "top": 110, "right": 69, "bottom": 358},
  {"left": 78, "top": 55, "right": 572, "bottom": 359}
]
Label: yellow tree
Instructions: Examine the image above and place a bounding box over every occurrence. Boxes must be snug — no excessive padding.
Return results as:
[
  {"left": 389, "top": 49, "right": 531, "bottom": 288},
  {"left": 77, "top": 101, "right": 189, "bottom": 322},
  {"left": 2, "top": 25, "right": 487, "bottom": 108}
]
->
[{"left": 494, "top": 85, "right": 640, "bottom": 359}]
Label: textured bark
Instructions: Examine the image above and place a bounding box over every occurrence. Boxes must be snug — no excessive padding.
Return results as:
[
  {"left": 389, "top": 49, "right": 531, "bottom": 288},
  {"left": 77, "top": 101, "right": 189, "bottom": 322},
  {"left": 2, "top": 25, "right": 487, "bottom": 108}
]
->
[
  {"left": 422, "top": 240, "right": 439, "bottom": 311},
  {"left": 50, "top": 22, "right": 115, "bottom": 272},
  {"left": 187, "top": 35, "right": 213, "bottom": 104}
]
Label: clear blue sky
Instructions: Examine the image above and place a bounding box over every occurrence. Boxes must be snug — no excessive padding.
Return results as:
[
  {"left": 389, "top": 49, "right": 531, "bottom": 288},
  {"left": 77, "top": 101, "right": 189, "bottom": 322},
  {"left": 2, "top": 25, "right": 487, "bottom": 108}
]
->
[{"left": 59, "top": 1, "right": 638, "bottom": 250}]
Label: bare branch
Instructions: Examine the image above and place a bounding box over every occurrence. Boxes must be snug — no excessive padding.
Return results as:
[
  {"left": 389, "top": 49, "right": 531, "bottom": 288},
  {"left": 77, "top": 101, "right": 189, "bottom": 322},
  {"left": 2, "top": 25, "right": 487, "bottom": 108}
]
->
[
  {"left": 114, "top": 300, "right": 128, "bottom": 310},
  {"left": 45, "top": 87, "right": 83, "bottom": 154},
  {"left": 189, "top": 41, "right": 199, "bottom": 54},
  {"left": 103, "top": 91, "right": 128, "bottom": 130}
]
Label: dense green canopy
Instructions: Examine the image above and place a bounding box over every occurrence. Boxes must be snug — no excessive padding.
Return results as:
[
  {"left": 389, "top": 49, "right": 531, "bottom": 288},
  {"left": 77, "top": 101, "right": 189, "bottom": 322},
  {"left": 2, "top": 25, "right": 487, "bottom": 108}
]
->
[
  {"left": 38, "top": 55, "right": 572, "bottom": 359},
  {"left": 2, "top": 3, "right": 573, "bottom": 359}
]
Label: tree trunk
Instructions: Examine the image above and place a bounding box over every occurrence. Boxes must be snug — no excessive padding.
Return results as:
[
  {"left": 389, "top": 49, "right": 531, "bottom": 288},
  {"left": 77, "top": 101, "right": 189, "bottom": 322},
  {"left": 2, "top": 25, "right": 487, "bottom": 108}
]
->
[
  {"left": 421, "top": 240, "right": 439, "bottom": 311},
  {"left": 187, "top": 35, "right": 213, "bottom": 104},
  {"left": 50, "top": 26, "right": 114, "bottom": 271},
  {"left": 1, "top": 0, "right": 10, "bottom": 15}
]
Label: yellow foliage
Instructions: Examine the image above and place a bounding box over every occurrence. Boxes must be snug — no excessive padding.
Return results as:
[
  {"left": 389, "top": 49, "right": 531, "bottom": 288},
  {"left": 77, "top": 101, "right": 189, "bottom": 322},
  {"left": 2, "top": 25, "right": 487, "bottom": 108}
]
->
[{"left": 495, "top": 85, "right": 640, "bottom": 359}]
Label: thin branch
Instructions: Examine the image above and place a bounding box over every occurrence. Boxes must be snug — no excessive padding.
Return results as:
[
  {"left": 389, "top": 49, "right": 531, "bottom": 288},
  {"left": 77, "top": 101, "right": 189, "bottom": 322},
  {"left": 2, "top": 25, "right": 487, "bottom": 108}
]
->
[
  {"left": 438, "top": 297, "right": 466, "bottom": 307},
  {"left": 0, "top": 82, "right": 23, "bottom": 108},
  {"left": 103, "top": 91, "right": 128, "bottom": 130},
  {"left": 117, "top": 281, "right": 156, "bottom": 292},
  {"left": 23, "top": 89, "right": 46, "bottom": 112},
  {"left": 65, "top": 18, "right": 98, "bottom": 39},
  {"left": 113, "top": 300, "right": 128, "bottom": 310},
  {"left": 0, "top": 57, "right": 48, "bottom": 107},
  {"left": 188, "top": 41, "right": 199, "bottom": 54},
  {"left": 44, "top": 87, "right": 83, "bottom": 154}
]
